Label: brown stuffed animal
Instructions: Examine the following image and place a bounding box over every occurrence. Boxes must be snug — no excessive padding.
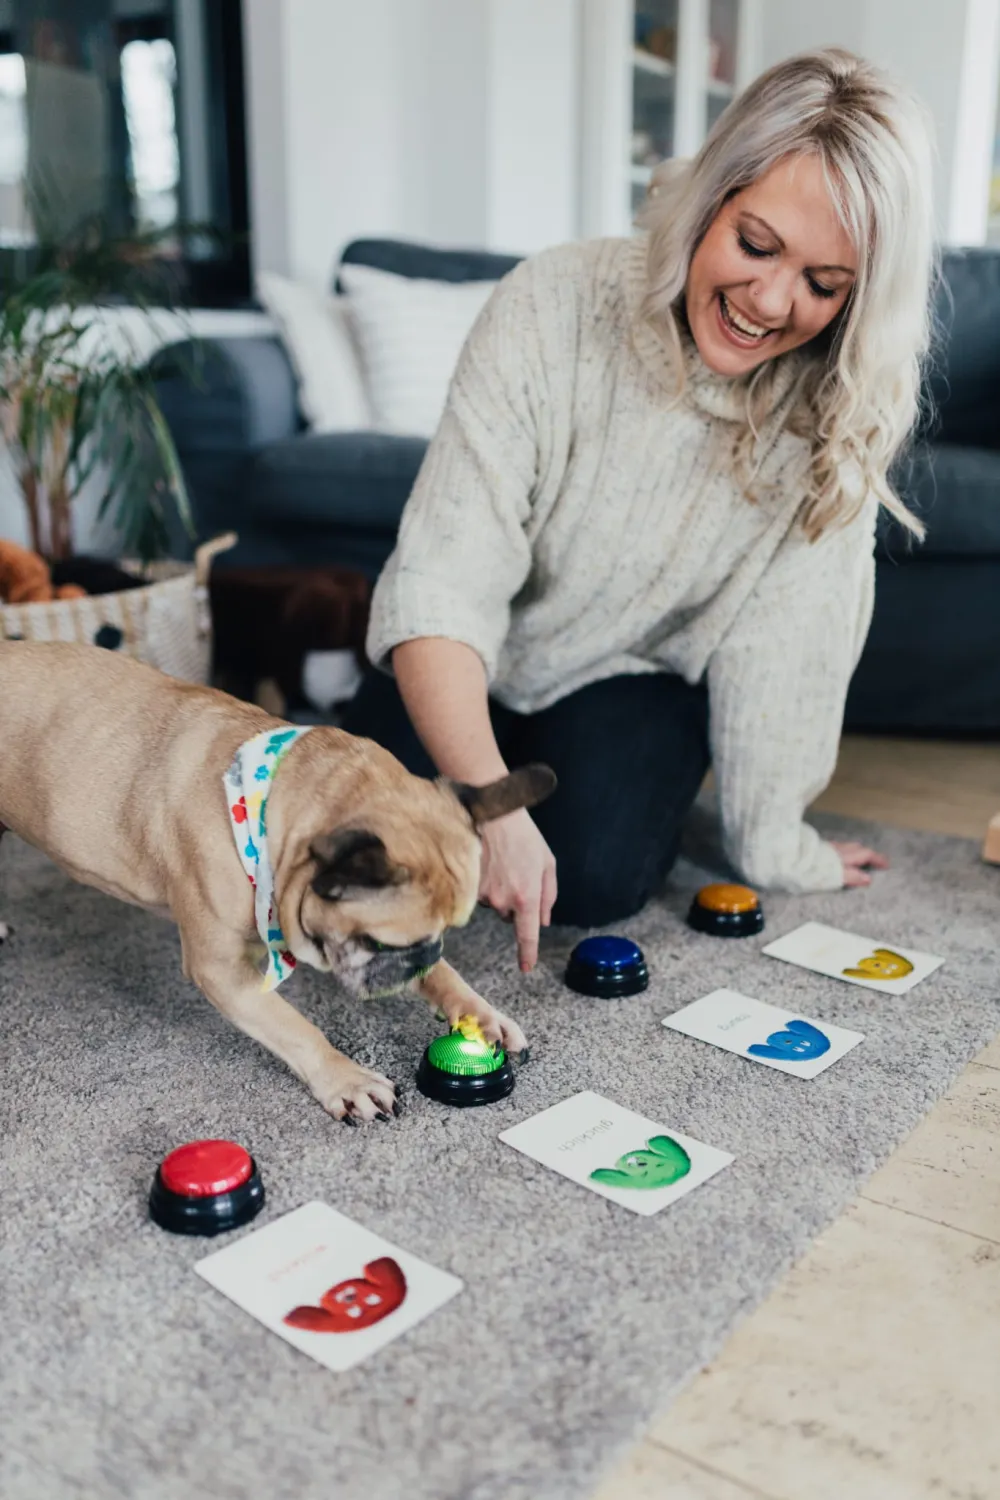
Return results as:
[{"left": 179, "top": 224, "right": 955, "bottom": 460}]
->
[
  {"left": 210, "top": 565, "right": 371, "bottom": 711},
  {"left": 0, "top": 540, "right": 86, "bottom": 603}
]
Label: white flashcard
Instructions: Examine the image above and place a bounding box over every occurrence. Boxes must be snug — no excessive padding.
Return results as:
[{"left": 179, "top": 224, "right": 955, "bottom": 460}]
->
[
  {"left": 663, "top": 988, "right": 864, "bottom": 1078},
  {"left": 762, "top": 921, "right": 944, "bottom": 993},
  {"left": 194, "top": 1202, "right": 462, "bottom": 1372},
  {"left": 499, "top": 1090, "right": 732, "bottom": 1217}
]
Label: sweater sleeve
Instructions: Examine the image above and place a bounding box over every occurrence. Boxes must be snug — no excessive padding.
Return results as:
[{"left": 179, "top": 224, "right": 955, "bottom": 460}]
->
[
  {"left": 707, "top": 497, "right": 878, "bottom": 893},
  {"left": 365, "top": 257, "right": 554, "bottom": 679}
]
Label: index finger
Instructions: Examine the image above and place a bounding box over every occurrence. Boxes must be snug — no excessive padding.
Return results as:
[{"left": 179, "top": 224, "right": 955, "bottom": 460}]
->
[{"left": 514, "top": 898, "right": 541, "bottom": 974}]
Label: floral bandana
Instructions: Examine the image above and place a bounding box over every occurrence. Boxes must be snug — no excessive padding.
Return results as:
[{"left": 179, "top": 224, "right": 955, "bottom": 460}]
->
[{"left": 224, "top": 725, "right": 314, "bottom": 990}]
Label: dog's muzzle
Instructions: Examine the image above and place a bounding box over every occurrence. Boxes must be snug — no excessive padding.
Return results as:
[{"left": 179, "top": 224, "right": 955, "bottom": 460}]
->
[{"left": 360, "top": 936, "right": 443, "bottom": 998}]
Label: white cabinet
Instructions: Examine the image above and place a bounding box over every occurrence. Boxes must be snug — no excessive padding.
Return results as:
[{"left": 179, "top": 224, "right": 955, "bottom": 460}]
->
[{"left": 580, "top": 0, "right": 760, "bottom": 239}]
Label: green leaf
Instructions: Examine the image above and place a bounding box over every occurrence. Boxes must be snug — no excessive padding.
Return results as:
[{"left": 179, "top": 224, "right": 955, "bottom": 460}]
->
[{"left": 0, "top": 217, "right": 205, "bottom": 560}]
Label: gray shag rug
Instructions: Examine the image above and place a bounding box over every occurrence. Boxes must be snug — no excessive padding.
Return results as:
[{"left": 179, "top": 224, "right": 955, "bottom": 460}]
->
[{"left": 1, "top": 809, "right": 997, "bottom": 1500}]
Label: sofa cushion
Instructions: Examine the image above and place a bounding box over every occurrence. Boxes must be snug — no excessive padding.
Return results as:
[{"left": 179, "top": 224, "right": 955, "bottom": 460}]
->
[
  {"left": 338, "top": 262, "right": 497, "bottom": 438},
  {"left": 255, "top": 271, "right": 372, "bottom": 433},
  {"left": 883, "top": 444, "right": 1000, "bottom": 559},
  {"left": 847, "top": 556, "right": 1000, "bottom": 731},
  {"left": 928, "top": 250, "right": 1000, "bottom": 450},
  {"left": 338, "top": 237, "right": 522, "bottom": 286},
  {"left": 246, "top": 430, "right": 428, "bottom": 532}
]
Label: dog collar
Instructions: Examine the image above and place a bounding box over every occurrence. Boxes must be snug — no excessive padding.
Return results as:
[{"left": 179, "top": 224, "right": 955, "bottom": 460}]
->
[{"left": 224, "top": 725, "right": 313, "bottom": 989}]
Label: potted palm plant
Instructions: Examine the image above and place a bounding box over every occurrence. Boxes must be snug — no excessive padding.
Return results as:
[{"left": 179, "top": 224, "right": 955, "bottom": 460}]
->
[{"left": 0, "top": 222, "right": 231, "bottom": 681}]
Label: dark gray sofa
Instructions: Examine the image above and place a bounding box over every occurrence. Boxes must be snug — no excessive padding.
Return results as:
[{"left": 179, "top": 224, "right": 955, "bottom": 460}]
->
[{"left": 152, "top": 239, "right": 1000, "bottom": 733}]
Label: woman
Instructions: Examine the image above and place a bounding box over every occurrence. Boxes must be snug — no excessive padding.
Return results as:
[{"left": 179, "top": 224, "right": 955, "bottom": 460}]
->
[{"left": 343, "top": 48, "right": 936, "bottom": 973}]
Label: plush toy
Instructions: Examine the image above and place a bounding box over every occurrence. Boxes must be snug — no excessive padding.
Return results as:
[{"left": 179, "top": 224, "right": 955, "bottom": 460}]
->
[
  {"left": 210, "top": 565, "right": 371, "bottom": 714},
  {"left": 0, "top": 539, "right": 86, "bottom": 604}
]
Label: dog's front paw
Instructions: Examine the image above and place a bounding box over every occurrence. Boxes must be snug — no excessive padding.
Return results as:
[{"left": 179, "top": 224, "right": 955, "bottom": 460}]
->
[
  {"left": 447, "top": 1003, "right": 528, "bottom": 1062},
  {"left": 315, "top": 1062, "right": 398, "bottom": 1124},
  {"left": 483, "top": 1008, "right": 529, "bottom": 1063}
]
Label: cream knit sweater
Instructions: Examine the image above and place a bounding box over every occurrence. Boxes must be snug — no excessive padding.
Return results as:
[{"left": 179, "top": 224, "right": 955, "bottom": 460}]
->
[{"left": 367, "top": 235, "right": 877, "bottom": 893}]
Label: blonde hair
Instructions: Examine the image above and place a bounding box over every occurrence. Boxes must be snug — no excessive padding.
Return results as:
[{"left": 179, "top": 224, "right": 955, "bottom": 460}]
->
[{"left": 637, "top": 48, "right": 936, "bottom": 540}]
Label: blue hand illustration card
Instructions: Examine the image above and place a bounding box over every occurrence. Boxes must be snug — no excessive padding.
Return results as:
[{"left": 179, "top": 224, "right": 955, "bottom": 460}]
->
[{"left": 663, "top": 989, "right": 863, "bottom": 1078}]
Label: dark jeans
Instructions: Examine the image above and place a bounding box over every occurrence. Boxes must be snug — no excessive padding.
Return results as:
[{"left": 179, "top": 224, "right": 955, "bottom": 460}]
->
[{"left": 341, "top": 669, "right": 710, "bottom": 927}]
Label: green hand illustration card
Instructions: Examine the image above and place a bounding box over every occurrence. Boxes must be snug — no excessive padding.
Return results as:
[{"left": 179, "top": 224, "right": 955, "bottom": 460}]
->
[{"left": 499, "top": 1091, "right": 733, "bottom": 1217}]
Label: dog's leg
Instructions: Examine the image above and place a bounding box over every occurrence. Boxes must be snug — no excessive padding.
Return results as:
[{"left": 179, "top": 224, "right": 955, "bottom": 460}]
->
[
  {"left": 184, "top": 941, "right": 398, "bottom": 1122},
  {"left": 0, "top": 821, "right": 9, "bottom": 944},
  {"left": 416, "top": 959, "right": 528, "bottom": 1061}
]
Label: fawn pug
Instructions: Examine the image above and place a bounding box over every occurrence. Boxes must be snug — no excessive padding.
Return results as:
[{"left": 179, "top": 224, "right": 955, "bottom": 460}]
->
[{"left": 0, "top": 642, "right": 554, "bottom": 1121}]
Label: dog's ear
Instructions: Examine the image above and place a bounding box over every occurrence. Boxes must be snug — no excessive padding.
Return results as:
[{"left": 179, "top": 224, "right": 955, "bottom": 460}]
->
[
  {"left": 310, "top": 829, "right": 408, "bottom": 900},
  {"left": 447, "top": 764, "right": 557, "bottom": 826}
]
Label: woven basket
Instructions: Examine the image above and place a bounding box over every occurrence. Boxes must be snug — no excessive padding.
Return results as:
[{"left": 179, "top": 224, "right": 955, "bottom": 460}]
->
[{"left": 0, "top": 533, "right": 235, "bottom": 684}]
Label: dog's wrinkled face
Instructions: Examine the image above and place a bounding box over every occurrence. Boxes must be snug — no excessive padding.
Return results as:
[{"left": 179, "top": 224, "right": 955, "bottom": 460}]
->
[{"left": 288, "top": 764, "right": 556, "bottom": 998}]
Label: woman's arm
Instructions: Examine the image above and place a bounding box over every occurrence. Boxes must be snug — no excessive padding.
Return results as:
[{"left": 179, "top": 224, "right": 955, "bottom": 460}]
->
[
  {"left": 708, "top": 499, "right": 881, "bottom": 893},
  {"left": 361, "top": 256, "right": 573, "bottom": 969},
  {"left": 393, "top": 638, "right": 557, "bottom": 972},
  {"left": 366, "top": 254, "right": 557, "bottom": 690},
  {"left": 392, "top": 638, "right": 508, "bottom": 783}
]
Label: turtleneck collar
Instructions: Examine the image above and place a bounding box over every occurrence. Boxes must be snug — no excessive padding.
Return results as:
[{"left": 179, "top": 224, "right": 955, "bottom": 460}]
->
[{"left": 622, "top": 232, "right": 806, "bottom": 425}]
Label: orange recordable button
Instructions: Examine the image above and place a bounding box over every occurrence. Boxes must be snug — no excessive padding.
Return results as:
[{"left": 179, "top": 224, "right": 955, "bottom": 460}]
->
[
  {"left": 694, "top": 883, "right": 759, "bottom": 914},
  {"left": 687, "top": 883, "right": 764, "bottom": 937}
]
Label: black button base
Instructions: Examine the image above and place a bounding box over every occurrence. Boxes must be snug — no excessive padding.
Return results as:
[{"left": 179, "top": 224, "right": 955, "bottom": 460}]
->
[
  {"left": 149, "top": 1161, "right": 266, "bottom": 1236},
  {"left": 686, "top": 902, "right": 765, "bottom": 938},
  {"left": 416, "top": 1053, "right": 515, "bottom": 1107},
  {"left": 564, "top": 957, "right": 650, "bottom": 997}
]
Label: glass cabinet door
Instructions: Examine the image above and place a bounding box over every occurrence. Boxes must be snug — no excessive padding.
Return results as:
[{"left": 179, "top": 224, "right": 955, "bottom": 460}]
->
[
  {"left": 631, "top": 2, "right": 679, "bottom": 216},
  {"left": 706, "top": 0, "right": 739, "bottom": 135}
]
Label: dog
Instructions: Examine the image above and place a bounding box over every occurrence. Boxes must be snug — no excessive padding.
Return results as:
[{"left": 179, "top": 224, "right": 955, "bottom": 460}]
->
[{"left": 0, "top": 642, "right": 555, "bottom": 1122}]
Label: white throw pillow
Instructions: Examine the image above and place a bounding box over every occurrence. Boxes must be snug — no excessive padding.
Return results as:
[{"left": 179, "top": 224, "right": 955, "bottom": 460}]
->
[
  {"left": 255, "top": 271, "right": 372, "bottom": 432},
  {"left": 338, "top": 262, "right": 497, "bottom": 438}
]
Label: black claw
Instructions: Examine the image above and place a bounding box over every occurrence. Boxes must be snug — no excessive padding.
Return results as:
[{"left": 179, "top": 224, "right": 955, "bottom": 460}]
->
[
  {"left": 376, "top": 1111, "right": 391, "bottom": 1122},
  {"left": 518, "top": 1046, "right": 531, "bottom": 1065},
  {"left": 392, "top": 1098, "right": 403, "bottom": 1117},
  {"left": 341, "top": 1112, "right": 359, "bottom": 1127}
]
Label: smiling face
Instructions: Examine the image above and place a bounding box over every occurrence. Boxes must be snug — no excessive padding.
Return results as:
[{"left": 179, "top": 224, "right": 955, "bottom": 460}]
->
[{"left": 684, "top": 152, "right": 858, "bottom": 377}]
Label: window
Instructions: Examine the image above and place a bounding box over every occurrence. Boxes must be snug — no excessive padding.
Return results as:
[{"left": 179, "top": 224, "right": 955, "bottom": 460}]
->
[
  {"left": 0, "top": 0, "right": 250, "bottom": 304},
  {"left": 0, "top": 52, "right": 28, "bottom": 247}
]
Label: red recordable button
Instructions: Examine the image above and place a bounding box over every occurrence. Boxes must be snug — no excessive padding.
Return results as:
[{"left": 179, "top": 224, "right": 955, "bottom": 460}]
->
[{"left": 159, "top": 1139, "right": 253, "bottom": 1198}]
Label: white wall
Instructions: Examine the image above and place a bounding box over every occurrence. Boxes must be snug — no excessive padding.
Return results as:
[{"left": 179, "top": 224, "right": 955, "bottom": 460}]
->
[
  {"left": 759, "top": 0, "right": 1000, "bottom": 245},
  {"left": 243, "top": 0, "right": 581, "bottom": 289},
  {"left": 242, "top": 0, "right": 290, "bottom": 277},
  {"left": 487, "top": 0, "right": 579, "bottom": 253}
]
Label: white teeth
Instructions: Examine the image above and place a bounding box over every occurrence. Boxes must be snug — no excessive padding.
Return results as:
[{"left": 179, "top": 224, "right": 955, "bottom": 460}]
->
[{"left": 721, "top": 294, "right": 770, "bottom": 340}]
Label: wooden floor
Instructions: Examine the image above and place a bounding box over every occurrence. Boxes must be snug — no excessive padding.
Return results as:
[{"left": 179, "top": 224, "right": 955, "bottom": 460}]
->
[{"left": 592, "top": 735, "right": 1000, "bottom": 1500}]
